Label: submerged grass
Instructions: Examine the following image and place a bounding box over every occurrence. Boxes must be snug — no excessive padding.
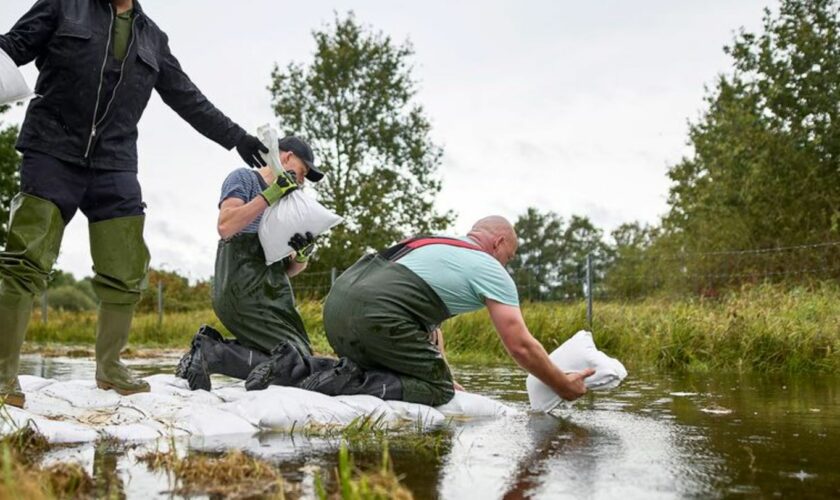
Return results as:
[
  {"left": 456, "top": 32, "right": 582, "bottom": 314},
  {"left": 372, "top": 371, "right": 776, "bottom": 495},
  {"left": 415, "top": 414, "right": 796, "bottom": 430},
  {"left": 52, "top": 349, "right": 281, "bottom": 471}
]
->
[
  {"left": 315, "top": 441, "right": 412, "bottom": 500},
  {"left": 0, "top": 425, "right": 51, "bottom": 465},
  {"left": 0, "top": 426, "right": 93, "bottom": 500},
  {"left": 295, "top": 414, "right": 450, "bottom": 458},
  {"left": 138, "top": 445, "right": 288, "bottom": 498},
  {"left": 23, "top": 283, "right": 840, "bottom": 373}
]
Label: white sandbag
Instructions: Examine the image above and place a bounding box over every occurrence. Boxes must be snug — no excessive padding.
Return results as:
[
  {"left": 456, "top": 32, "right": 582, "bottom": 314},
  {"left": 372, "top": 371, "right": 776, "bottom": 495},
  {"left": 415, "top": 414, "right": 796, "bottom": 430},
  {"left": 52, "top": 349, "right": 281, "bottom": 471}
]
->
[
  {"left": 100, "top": 423, "right": 168, "bottom": 442},
  {"left": 527, "top": 330, "right": 628, "bottom": 412},
  {"left": 2, "top": 374, "right": 516, "bottom": 443},
  {"left": 172, "top": 404, "right": 257, "bottom": 437},
  {"left": 0, "top": 48, "right": 33, "bottom": 105},
  {"left": 333, "top": 395, "right": 402, "bottom": 424},
  {"left": 258, "top": 190, "right": 343, "bottom": 264},
  {"left": 2, "top": 407, "right": 99, "bottom": 443},
  {"left": 41, "top": 380, "right": 123, "bottom": 409},
  {"left": 257, "top": 124, "right": 284, "bottom": 176},
  {"left": 386, "top": 401, "right": 447, "bottom": 428},
  {"left": 18, "top": 375, "right": 54, "bottom": 393},
  {"left": 232, "top": 386, "right": 362, "bottom": 430},
  {"left": 255, "top": 124, "right": 342, "bottom": 264},
  {"left": 437, "top": 391, "right": 522, "bottom": 418}
]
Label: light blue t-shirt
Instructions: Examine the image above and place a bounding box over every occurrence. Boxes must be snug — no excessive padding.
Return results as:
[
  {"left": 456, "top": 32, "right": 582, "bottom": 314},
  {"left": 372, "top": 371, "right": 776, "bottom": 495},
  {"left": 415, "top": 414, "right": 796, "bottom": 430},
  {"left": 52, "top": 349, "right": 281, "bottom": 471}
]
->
[{"left": 397, "top": 237, "right": 520, "bottom": 315}]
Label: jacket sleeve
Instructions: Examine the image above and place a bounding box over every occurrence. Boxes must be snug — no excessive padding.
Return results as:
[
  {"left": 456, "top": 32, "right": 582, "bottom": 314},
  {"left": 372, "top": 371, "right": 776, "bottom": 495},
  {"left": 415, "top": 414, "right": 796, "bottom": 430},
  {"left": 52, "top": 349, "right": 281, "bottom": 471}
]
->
[
  {"left": 0, "top": 0, "right": 59, "bottom": 66},
  {"left": 154, "top": 33, "right": 246, "bottom": 150}
]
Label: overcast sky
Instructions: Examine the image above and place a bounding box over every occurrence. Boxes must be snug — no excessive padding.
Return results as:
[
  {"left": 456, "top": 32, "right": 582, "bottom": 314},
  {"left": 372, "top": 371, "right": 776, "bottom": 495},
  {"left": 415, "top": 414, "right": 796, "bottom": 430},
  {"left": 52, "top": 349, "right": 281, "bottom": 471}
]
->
[{"left": 1, "top": 0, "right": 769, "bottom": 280}]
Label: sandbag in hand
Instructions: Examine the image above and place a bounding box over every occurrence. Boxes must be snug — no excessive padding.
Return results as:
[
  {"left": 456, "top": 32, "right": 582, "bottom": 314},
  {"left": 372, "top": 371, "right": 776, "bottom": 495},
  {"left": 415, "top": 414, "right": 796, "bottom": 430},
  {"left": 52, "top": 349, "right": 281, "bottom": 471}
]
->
[
  {"left": 289, "top": 232, "right": 317, "bottom": 263},
  {"left": 261, "top": 170, "right": 298, "bottom": 205}
]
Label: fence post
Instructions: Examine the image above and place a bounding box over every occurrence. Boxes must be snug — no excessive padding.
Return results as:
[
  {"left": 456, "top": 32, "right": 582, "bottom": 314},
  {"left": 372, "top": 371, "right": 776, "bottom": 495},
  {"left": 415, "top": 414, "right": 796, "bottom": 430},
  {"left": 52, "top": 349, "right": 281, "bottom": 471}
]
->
[
  {"left": 330, "top": 267, "right": 337, "bottom": 286},
  {"left": 585, "top": 253, "right": 593, "bottom": 330},
  {"left": 41, "top": 291, "right": 48, "bottom": 325},
  {"left": 157, "top": 281, "right": 164, "bottom": 329}
]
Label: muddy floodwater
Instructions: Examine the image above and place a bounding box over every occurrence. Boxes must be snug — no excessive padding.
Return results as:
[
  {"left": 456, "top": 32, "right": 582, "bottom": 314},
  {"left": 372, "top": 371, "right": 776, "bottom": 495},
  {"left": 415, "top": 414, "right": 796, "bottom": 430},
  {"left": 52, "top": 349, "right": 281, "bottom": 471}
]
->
[{"left": 16, "top": 354, "right": 840, "bottom": 499}]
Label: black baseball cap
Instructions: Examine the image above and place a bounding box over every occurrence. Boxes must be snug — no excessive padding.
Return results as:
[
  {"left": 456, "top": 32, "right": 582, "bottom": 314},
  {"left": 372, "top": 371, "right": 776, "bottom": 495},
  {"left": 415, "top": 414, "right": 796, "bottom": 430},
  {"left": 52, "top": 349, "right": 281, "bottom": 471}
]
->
[{"left": 278, "top": 136, "right": 324, "bottom": 182}]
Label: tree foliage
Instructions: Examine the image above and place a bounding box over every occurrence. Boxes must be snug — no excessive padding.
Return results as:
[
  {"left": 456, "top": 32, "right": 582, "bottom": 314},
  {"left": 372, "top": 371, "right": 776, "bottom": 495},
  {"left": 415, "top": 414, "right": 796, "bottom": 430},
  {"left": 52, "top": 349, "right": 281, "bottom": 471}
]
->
[
  {"left": 0, "top": 105, "right": 21, "bottom": 248},
  {"left": 510, "top": 207, "right": 611, "bottom": 301},
  {"left": 137, "top": 269, "right": 212, "bottom": 313},
  {"left": 269, "top": 13, "right": 453, "bottom": 269},
  {"left": 665, "top": 0, "right": 840, "bottom": 253}
]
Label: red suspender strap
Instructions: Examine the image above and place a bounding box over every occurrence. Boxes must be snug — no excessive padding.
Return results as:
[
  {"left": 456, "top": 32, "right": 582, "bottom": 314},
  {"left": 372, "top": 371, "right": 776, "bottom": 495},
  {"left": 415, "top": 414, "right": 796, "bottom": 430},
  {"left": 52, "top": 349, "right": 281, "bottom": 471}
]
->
[
  {"left": 403, "top": 237, "right": 486, "bottom": 253},
  {"left": 379, "top": 235, "right": 488, "bottom": 261}
]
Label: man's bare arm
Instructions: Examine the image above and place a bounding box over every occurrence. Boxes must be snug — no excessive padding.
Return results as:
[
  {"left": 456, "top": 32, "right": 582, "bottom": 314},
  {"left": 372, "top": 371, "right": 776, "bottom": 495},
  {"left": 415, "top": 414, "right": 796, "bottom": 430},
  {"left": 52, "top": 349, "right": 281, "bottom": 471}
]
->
[
  {"left": 217, "top": 197, "right": 268, "bottom": 239},
  {"left": 486, "top": 299, "right": 592, "bottom": 401},
  {"left": 285, "top": 259, "right": 308, "bottom": 278}
]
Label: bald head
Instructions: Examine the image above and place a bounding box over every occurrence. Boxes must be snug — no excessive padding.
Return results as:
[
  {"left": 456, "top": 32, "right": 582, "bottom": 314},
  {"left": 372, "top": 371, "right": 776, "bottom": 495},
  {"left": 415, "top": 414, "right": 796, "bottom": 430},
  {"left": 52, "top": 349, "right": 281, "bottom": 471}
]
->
[
  {"left": 467, "top": 216, "right": 518, "bottom": 265},
  {"left": 470, "top": 216, "right": 516, "bottom": 240}
]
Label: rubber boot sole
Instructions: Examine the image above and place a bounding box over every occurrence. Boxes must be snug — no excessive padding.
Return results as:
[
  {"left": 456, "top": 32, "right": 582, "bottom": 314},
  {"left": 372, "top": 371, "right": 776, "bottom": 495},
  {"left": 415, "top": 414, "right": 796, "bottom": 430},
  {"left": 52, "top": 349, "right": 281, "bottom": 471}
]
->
[
  {"left": 1, "top": 393, "right": 25, "bottom": 409},
  {"left": 96, "top": 379, "right": 150, "bottom": 396}
]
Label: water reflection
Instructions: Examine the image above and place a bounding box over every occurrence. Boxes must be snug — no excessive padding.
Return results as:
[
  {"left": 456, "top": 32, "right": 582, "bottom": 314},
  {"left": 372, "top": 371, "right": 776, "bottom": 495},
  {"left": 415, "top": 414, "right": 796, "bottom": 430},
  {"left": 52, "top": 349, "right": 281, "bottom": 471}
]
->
[
  {"left": 501, "top": 415, "right": 591, "bottom": 499},
  {"left": 15, "top": 355, "right": 840, "bottom": 499}
]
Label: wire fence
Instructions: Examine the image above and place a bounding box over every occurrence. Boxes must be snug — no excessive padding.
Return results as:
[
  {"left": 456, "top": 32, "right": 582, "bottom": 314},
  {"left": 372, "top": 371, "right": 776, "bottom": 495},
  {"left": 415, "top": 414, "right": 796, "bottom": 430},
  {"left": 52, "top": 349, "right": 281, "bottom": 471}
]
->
[{"left": 36, "top": 241, "right": 840, "bottom": 330}]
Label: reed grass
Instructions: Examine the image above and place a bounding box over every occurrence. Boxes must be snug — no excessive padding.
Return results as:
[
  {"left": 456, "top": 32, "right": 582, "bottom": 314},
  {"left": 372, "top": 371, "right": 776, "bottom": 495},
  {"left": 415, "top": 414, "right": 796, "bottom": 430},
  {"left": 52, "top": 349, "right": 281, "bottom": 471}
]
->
[
  {"left": 138, "top": 446, "right": 287, "bottom": 498},
  {"left": 24, "top": 283, "right": 840, "bottom": 373},
  {"left": 315, "top": 441, "right": 413, "bottom": 500},
  {"left": 0, "top": 425, "right": 93, "bottom": 500}
]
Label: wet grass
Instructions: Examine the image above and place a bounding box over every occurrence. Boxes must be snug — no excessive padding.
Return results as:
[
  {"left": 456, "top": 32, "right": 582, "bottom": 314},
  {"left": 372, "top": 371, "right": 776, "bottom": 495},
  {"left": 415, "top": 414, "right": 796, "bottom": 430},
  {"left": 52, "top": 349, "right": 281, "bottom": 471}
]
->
[
  {"left": 315, "top": 441, "right": 412, "bottom": 500},
  {"left": 441, "top": 283, "right": 840, "bottom": 373},
  {"left": 23, "top": 283, "right": 840, "bottom": 373},
  {"left": 296, "top": 414, "right": 451, "bottom": 458},
  {"left": 0, "top": 425, "right": 51, "bottom": 464},
  {"left": 25, "top": 302, "right": 334, "bottom": 356},
  {"left": 137, "top": 435, "right": 412, "bottom": 499},
  {"left": 0, "top": 425, "right": 93, "bottom": 499},
  {"left": 138, "top": 444, "right": 289, "bottom": 498}
]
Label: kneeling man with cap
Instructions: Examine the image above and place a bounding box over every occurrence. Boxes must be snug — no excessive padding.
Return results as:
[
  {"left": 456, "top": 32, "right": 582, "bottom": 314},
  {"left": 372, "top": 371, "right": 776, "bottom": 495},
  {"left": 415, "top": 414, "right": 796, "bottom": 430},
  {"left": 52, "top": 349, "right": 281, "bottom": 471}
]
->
[
  {"left": 176, "top": 136, "right": 334, "bottom": 390},
  {"left": 246, "top": 215, "right": 593, "bottom": 406}
]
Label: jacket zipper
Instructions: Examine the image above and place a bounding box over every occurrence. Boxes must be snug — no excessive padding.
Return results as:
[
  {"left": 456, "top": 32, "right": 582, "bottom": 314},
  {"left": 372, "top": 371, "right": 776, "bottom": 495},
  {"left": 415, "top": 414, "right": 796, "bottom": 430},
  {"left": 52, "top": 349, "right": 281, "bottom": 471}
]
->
[
  {"left": 84, "top": 7, "right": 116, "bottom": 160},
  {"left": 90, "top": 17, "right": 137, "bottom": 144}
]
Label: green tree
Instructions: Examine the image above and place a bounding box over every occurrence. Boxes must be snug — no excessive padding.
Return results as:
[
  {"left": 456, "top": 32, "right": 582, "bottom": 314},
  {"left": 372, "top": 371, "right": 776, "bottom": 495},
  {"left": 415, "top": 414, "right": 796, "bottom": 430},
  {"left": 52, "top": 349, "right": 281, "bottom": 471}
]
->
[
  {"left": 510, "top": 208, "right": 564, "bottom": 300},
  {"left": 0, "top": 104, "right": 21, "bottom": 248},
  {"left": 269, "top": 13, "right": 454, "bottom": 270},
  {"left": 665, "top": 0, "right": 840, "bottom": 257},
  {"left": 137, "top": 269, "right": 211, "bottom": 313},
  {"left": 602, "top": 222, "right": 664, "bottom": 299},
  {"left": 510, "top": 208, "right": 611, "bottom": 301}
]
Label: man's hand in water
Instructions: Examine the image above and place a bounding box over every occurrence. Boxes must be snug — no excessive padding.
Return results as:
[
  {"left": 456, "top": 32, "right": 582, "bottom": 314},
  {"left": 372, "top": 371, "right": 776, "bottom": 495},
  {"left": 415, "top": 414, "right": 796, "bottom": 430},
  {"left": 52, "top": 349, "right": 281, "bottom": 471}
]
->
[{"left": 560, "top": 368, "right": 596, "bottom": 401}]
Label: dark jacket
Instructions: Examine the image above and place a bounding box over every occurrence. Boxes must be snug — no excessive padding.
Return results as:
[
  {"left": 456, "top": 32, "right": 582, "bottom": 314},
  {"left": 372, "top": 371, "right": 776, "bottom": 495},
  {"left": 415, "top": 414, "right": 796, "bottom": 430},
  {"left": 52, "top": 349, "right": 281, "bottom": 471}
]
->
[{"left": 0, "top": 0, "right": 246, "bottom": 171}]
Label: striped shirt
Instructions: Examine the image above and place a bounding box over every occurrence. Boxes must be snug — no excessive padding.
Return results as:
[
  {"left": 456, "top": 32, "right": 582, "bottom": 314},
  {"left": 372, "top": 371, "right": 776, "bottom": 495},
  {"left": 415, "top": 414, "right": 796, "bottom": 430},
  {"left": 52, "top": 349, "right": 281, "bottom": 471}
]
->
[{"left": 218, "top": 168, "right": 267, "bottom": 235}]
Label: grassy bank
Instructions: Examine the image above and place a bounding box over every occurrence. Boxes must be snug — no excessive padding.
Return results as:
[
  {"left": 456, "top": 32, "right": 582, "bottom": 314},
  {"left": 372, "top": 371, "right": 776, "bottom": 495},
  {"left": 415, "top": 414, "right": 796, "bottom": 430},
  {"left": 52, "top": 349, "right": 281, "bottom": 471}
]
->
[{"left": 25, "top": 284, "right": 840, "bottom": 373}]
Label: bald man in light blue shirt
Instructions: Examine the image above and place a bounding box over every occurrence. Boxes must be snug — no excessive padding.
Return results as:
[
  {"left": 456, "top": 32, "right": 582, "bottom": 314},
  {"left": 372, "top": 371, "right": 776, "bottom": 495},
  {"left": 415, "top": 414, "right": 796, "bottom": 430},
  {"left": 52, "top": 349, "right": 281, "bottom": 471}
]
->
[{"left": 250, "top": 216, "right": 595, "bottom": 406}]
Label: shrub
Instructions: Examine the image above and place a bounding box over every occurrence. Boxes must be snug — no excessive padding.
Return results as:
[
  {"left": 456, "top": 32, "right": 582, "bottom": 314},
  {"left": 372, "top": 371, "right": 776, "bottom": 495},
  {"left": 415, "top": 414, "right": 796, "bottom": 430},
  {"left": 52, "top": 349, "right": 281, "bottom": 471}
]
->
[{"left": 48, "top": 286, "right": 96, "bottom": 312}]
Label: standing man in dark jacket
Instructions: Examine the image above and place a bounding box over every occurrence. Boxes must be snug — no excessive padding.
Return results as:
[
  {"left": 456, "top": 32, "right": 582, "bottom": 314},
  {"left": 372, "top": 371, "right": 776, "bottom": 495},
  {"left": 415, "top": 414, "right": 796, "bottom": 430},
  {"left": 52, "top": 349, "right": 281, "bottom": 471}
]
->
[{"left": 0, "top": 0, "right": 270, "bottom": 408}]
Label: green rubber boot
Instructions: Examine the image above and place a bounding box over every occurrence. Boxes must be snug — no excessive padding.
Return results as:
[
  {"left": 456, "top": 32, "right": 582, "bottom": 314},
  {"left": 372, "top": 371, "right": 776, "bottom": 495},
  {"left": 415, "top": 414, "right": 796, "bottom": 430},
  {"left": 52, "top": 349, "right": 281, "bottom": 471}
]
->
[
  {"left": 89, "top": 216, "right": 151, "bottom": 395},
  {"left": 0, "top": 194, "right": 65, "bottom": 408},
  {"left": 95, "top": 303, "right": 149, "bottom": 394},
  {"left": 0, "top": 293, "right": 32, "bottom": 408}
]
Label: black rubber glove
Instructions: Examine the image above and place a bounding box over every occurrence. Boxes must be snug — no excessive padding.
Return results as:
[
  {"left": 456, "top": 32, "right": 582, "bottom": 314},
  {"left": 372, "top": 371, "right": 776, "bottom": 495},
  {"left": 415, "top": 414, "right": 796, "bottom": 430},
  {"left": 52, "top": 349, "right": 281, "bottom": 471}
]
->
[
  {"left": 289, "top": 232, "right": 317, "bottom": 263},
  {"left": 236, "top": 134, "right": 269, "bottom": 169}
]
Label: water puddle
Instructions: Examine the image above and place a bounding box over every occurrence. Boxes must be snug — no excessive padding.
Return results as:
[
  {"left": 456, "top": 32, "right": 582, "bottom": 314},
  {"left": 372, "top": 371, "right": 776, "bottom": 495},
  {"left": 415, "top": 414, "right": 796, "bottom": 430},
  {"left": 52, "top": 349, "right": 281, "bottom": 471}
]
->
[{"left": 14, "top": 355, "right": 840, "bottom": 498}]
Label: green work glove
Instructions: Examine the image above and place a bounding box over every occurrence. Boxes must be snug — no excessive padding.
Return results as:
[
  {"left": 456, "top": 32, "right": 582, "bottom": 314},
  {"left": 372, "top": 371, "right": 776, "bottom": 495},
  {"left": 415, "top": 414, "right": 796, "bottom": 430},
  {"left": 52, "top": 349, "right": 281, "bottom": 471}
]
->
[
  {"left": 289, "top": 232, "right": 317, "bottom": 263},
  {"left": 260, "top": 170, "right": 298, "bottom": 205}
]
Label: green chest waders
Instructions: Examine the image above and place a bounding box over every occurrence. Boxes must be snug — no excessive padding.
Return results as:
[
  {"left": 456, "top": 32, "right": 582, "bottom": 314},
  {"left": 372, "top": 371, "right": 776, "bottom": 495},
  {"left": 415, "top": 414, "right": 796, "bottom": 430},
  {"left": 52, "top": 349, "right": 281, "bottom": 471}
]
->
[
  {"left": 212, "top": 233, "right": 312, "bottom": 356},
  {"left": 323, "top": 253, "right": 456, "bottom": 406},
  {"left": 0, "top": 194, "right": 65, "bottom": 407}
]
